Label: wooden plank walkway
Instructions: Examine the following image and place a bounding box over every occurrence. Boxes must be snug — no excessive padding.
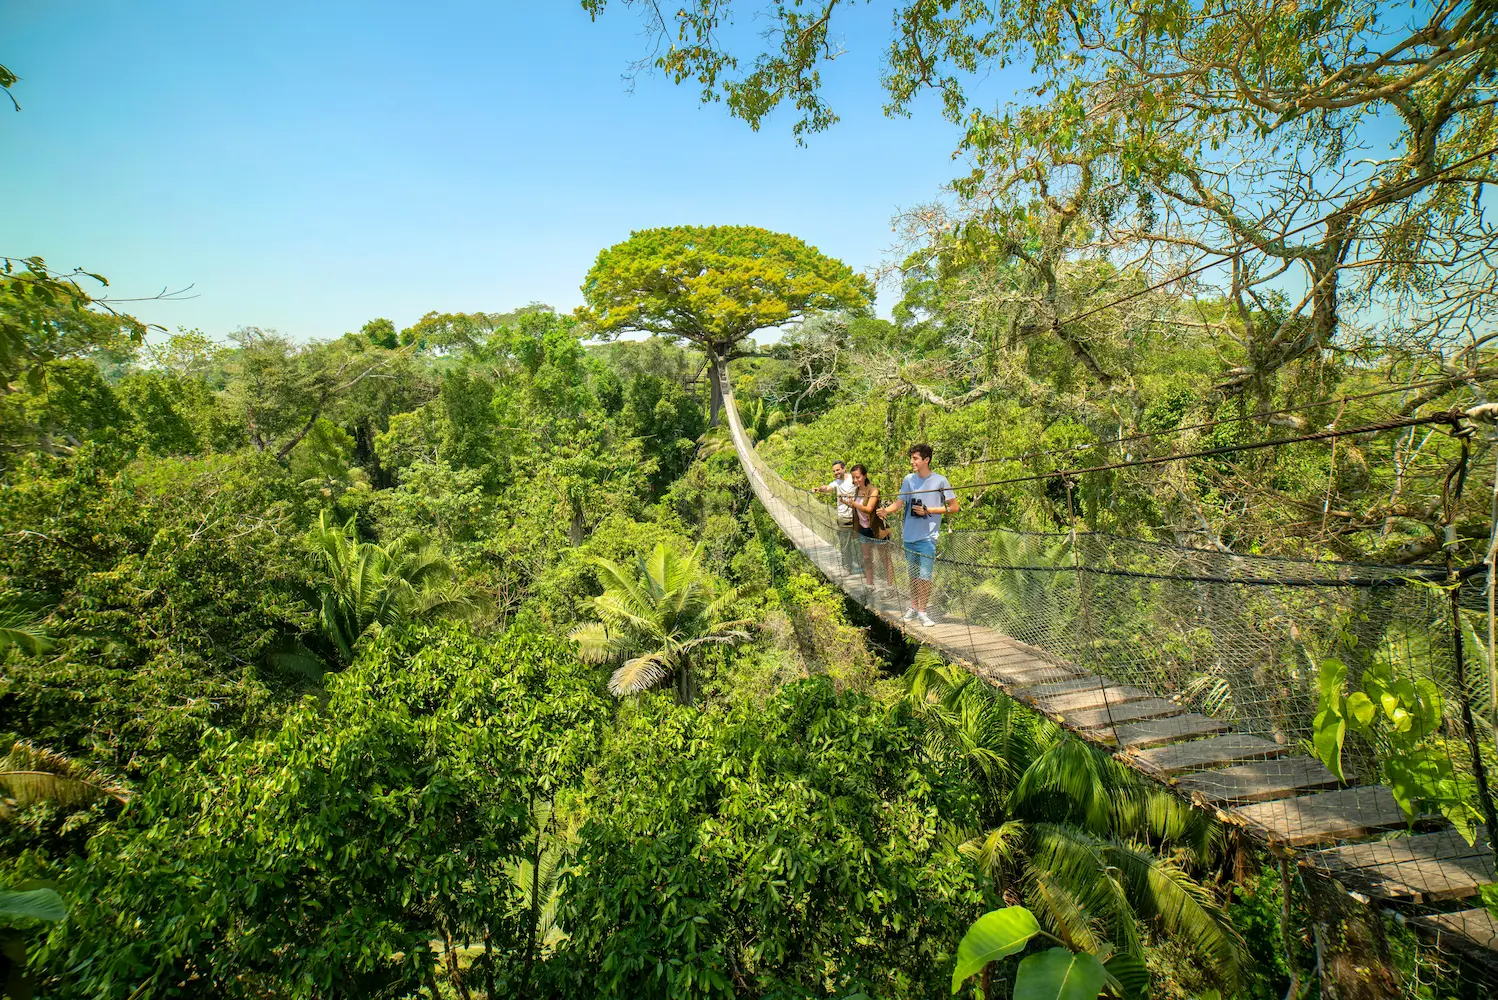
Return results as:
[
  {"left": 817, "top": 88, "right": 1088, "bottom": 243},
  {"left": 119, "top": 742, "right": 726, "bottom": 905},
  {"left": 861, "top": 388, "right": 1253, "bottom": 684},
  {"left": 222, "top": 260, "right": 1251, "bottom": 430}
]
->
[
  {"left": 720, "top": 370, "right": 1498, "bottom": 962},
  {"left": 1414, "top": 908, "right": 1498, "bottom": 960}
]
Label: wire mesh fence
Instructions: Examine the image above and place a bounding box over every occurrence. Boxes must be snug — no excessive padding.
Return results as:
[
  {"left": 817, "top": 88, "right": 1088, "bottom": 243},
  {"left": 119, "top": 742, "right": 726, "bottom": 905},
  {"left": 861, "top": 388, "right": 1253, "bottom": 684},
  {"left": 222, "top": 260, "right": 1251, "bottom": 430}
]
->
[{"left": 721, "top": 369, "right": 1498, "bottom": 975}]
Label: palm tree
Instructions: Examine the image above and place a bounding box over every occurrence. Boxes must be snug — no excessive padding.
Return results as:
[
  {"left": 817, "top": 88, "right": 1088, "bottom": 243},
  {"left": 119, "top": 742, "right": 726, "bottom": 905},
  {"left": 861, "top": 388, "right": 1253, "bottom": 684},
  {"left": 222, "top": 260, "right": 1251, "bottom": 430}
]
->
[
  {"left": 906, "top": 650, "right": 1244, "bottom": 989},
  {"left": 569, "top": 543, "right": 748, "bottom": 704},
  {"left": 303, "top": 513, "right": 482, "bottom": 667}
]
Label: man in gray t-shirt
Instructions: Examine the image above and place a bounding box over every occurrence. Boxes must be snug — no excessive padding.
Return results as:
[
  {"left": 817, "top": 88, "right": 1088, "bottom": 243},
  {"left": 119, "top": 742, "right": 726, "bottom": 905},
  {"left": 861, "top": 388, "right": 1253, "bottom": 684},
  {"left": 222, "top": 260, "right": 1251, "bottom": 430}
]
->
[{"left": 879, "top": 443, "right": 958, "bottom": 627}]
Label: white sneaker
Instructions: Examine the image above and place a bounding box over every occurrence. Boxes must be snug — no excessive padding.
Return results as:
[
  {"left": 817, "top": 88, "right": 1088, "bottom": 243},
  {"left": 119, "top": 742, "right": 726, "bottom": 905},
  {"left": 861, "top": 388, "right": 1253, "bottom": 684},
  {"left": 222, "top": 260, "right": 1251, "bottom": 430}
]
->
[
  {"left": 915, "top": 611, "right": 936, "bottom": 627},
  {"left": 903, "top": 608, "right": 919, "bottom": 622}
]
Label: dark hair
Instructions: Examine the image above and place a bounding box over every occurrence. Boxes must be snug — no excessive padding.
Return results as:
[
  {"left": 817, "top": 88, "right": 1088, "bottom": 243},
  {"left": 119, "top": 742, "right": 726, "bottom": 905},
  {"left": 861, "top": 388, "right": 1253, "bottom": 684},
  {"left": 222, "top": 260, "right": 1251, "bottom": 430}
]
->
[
  {"left": 909, "top": 443, "right": 933, "bottom": 461},
  {"left": 832, "top": 460, "right": 847, "bottom": 469},
  {"left": 849, "top": 463, "right": 868, "bottom": 478}
]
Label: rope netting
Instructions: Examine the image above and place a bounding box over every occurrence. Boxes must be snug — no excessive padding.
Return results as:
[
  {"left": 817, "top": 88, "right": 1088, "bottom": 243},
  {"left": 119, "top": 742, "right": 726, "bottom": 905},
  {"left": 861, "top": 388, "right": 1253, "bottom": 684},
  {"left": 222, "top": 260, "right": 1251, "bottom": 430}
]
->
[{"left": 720, "top": 367, "right": 1498, "bottom": 974}]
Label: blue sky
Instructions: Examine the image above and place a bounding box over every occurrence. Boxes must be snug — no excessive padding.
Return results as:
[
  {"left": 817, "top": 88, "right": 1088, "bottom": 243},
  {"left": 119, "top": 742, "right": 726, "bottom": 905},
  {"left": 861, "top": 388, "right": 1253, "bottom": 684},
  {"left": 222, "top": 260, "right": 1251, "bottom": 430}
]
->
[{"left": 4, "top": 2, "right": 1028, "bottom": 341}]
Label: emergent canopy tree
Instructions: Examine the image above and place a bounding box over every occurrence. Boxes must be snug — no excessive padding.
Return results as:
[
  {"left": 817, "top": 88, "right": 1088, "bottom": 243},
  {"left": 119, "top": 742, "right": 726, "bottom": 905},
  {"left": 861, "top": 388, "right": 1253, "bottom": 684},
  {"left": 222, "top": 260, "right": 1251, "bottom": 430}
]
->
[
  {"left": 583, "top": 1, "right": 1498, "bottom": 394},
  {"left": 577, "top": 225, "right": 872, "bottom": 424}
]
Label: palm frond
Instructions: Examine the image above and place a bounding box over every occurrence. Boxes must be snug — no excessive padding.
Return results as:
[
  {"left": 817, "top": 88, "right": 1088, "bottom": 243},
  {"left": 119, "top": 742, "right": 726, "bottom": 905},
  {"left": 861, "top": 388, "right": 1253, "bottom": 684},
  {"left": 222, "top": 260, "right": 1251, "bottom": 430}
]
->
[
  {"left": 960, "top": 820, "right": 1027, "bottom": 881},
  {"left": 593, "top": 593, "right": 666, "bottom": 643},
  {"left": 0, "top": 599, "right": 53, "bottom": 656},
  {"left": 266, "top": 641, "right": 331, "bottom": 681},
  {"left": 0, "top": 741, "right": 130, "bottom": 810},
  {"left": 1012, "top": 736, "right": 1114, "bottom": 833},
  {"left": 609, "top": 652, "right": 672, "bottom": 697},
  {"left": 409, "top": 584, "right": 482, "bottom": 622},
  {"left": 1026, "top": 870, "right": 1109, "bottom": 956},
  {"left": 674, "top": 628, "right": 750, "bottom": 654},
  {"left": 569, "top": 622, "right": 623, "bottom": 664},
  {"left": 591, "top": 556, "right": 657, "bottom": 616},
  {"left": 1107, "top": 838, "right": 1244, "bottom": 986},
  {"left": 659, "top": 544, "right": 704, "bottom": 596},
  {"left": 1028, "top": 822, "right": 1140, "bottom": 956},
  {"left": 904, "top": 647, "right": 963, "bottom": 705}
]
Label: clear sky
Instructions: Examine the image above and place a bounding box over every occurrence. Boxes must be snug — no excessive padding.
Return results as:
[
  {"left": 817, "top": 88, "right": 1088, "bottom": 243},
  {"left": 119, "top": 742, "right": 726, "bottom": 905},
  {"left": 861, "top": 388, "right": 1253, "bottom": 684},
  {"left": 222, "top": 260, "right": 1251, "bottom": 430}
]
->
[{"left": 4, "top": 1, "right": 1028, "bottom": 341}]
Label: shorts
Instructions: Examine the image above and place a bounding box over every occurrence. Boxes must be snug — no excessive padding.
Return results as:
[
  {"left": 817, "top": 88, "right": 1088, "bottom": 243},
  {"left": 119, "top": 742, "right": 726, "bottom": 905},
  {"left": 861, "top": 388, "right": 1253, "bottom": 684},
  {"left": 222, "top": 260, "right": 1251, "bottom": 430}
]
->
[
  {"left": 904, "top": 537, "right": 937, "bottom": 581},
  {"left": 858, "top": 525, "right": 887, "bottom": 542}
]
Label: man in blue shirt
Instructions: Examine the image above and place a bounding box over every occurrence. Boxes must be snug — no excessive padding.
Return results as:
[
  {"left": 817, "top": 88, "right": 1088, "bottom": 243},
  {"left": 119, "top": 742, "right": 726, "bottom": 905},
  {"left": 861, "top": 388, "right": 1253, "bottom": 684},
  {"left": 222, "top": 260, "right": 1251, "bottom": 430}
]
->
[{"left": 879, "top": 443, "right": 958, "bottom": 627}]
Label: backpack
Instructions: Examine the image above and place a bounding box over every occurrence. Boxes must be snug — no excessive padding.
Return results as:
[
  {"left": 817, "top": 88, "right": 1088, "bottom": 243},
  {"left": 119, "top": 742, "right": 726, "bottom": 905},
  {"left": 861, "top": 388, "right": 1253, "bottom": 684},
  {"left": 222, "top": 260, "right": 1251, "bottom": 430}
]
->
[{"left": 864, "top": 488, "right": 891, "bottom": 540}]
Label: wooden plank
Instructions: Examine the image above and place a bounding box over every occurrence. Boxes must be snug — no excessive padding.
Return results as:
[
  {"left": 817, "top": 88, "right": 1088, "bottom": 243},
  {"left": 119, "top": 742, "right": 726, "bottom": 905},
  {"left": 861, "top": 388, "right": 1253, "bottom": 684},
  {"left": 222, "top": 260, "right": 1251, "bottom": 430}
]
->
[
  {"left": 1231, "top": 786, "right": 1407, "bottom": 847},
  {"left": 991, "top": 661, "right": 1086, "bottom": 681},
  {"left": 1312, "top": 828, "right": 1490, "bottom": 873},
  {"left": 1066, "top": 698, "right": 1185, "bottom": 730},
  {"left": 1329, "top": 853, "right": 1496, "bottom": 902},
  {"left": 1031, "top": 685, "right": 1152, "bottom": 714},
  {"left": 980, "top": 663, "right": 1085, "bottom": 688},
  {"left": 960, "top": 635, "right": 1030, "bottom": 656},
  {"left": 1022, "top": 676, "right": 1125, "bottom": 697},
  {"left": 1173, "top": 756, "right": 1340, "bottom": 806},
  {"left": 1413, "top": 908, "right": 1498, "bottom": 956},
  {"left": 1110, "top": 714, "right": 1232, "bottom": 749},
  {"left": 1127, "top": 734, "right": 1288, "bottom": 776}
]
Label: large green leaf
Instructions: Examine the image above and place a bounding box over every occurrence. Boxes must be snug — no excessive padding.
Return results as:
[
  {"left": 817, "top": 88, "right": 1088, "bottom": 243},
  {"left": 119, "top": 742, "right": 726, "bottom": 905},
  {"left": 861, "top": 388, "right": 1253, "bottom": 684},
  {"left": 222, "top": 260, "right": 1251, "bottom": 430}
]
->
[
  {"left": 1014, "top": 947, "right": 1108, "bottom": 1000},
  {"left": 0, "top": 889, "right": 65, "bottom": 922},
  {"left": 1315, "top": 657, "right": 1347, "bottom": 707},
  {"left": 1311, "top": 705, "right": 1345, "bottom": 781},
  {"left": 950, "top": 906, "right": 1041, "bottom": 994}
]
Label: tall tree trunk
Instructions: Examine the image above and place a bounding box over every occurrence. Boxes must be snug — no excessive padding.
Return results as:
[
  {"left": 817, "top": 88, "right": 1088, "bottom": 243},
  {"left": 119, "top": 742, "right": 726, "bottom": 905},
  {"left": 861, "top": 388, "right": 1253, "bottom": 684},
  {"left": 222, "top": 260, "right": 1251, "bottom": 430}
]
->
[
  {"left": 707, "top": 357, "right": 724, "bottom": 428},
  {"left": 1301, "top": 870, "right": 1401, "bottom": 1000},
  {"left": 482, "top": 923, "right": 496, "bottom": 1000},
  {"left": 519, "top": 827, "right": 543, "bottom": 997},
  {"left": 568, "top": 498, "right": 585, "bottom": 547}
]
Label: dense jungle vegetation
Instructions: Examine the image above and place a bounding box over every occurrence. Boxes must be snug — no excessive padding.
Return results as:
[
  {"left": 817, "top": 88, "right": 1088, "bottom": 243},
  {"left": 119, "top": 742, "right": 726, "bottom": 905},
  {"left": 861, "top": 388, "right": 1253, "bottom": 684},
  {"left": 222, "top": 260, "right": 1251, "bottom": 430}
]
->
[
  {"left": 4, "top": 0, "right": 1498, "bottom": 997},
  {"left": 0, "top": 243, "right": 1489, "bottom": 999}
]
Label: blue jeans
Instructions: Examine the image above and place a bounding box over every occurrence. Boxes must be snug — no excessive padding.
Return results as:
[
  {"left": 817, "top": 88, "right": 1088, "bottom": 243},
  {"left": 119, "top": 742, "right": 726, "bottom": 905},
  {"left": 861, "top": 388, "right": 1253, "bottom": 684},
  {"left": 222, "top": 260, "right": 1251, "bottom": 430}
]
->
[{"left": 903, "top": 537, "right": 937, "bottom": 581}]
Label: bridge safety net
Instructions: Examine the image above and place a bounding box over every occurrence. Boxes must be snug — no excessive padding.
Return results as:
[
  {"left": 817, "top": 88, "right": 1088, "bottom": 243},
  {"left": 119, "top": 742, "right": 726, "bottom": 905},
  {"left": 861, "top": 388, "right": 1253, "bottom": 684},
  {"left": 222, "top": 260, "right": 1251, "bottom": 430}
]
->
[{"left": 720, "top": 366, "right": 1498, "bottom": 973}]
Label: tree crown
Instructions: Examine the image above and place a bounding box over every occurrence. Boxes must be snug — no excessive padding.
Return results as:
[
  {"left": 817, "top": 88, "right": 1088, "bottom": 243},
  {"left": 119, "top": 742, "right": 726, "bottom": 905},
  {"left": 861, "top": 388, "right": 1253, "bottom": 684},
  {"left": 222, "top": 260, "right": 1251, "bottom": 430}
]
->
[{"left": 578, "top": 225, "right": 872, "bottom": 357}]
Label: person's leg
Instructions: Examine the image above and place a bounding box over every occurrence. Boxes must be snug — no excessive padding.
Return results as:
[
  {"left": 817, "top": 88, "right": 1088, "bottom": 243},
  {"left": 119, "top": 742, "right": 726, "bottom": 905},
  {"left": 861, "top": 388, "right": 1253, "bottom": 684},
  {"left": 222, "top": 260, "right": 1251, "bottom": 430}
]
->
[
  {"left": 902, "top": 541, "right": 922, "bottom": 618},
  {"left": 878, "top": 540, "right": 893, "bottom": 586},
  {"left": 861, "top": 538, "right": 875, "bottom": 585},
  {"left": 904, "top": 538, "right": 928, "bottom": 610},
  {"left": 841, "top": 525, "right": 861, "bottom": 576}
]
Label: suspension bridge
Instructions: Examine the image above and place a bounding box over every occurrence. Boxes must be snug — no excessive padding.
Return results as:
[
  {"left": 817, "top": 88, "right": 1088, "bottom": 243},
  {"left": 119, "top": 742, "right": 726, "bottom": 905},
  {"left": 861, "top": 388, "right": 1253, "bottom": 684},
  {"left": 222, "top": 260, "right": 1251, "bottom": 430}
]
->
[{"left": 718, "top": 364, "right": 1498, "bottom": 969}]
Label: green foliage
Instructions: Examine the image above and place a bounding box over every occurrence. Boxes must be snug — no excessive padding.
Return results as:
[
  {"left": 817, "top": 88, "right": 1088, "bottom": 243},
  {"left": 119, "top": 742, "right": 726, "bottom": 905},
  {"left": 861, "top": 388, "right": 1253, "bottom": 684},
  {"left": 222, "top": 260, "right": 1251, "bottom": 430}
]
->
[
  {"left": 556, "top": 678, "right": 990, "bottom": 999},
  {"left": 0, "top": 887, "right": 65, "bottom": 1000},
  {"left": 301, "top": 511, "right": 481, "bottom": 669},
  {"left": 908, "top": 657, "right": 1242, "bottom": 989},
  {"left": 569, "top": 543, "right": 747, "bottom": 703},
  {"left": 37, "top": 622, "right": 608, "bottom": 1000},
  {"left": 0, "top": 600, "right": 50, "bottom": 657},
  {"left": 0, "top": 740, "right": 130, "bottom": 814},
  {"left": 579, "top": 225, "right": 873, "bottom": 359},
  {"left": 0, "top": 260, "right": 143, "bottom": 400},
  {"left": 1014, "top": 947, "right": 1108, "bottom": 1000},
  {"left": 1312, "top": 655, "right": 1482, "bottom": 839},
  {"left": 951, "top": 905, "right": 1041, "bottom": 993},
  {"left": 0, "top": 889, "right": 64, "bottom": 924},
  {"left": 0, "top": 450, "right": 324, "bottom": 766}
]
